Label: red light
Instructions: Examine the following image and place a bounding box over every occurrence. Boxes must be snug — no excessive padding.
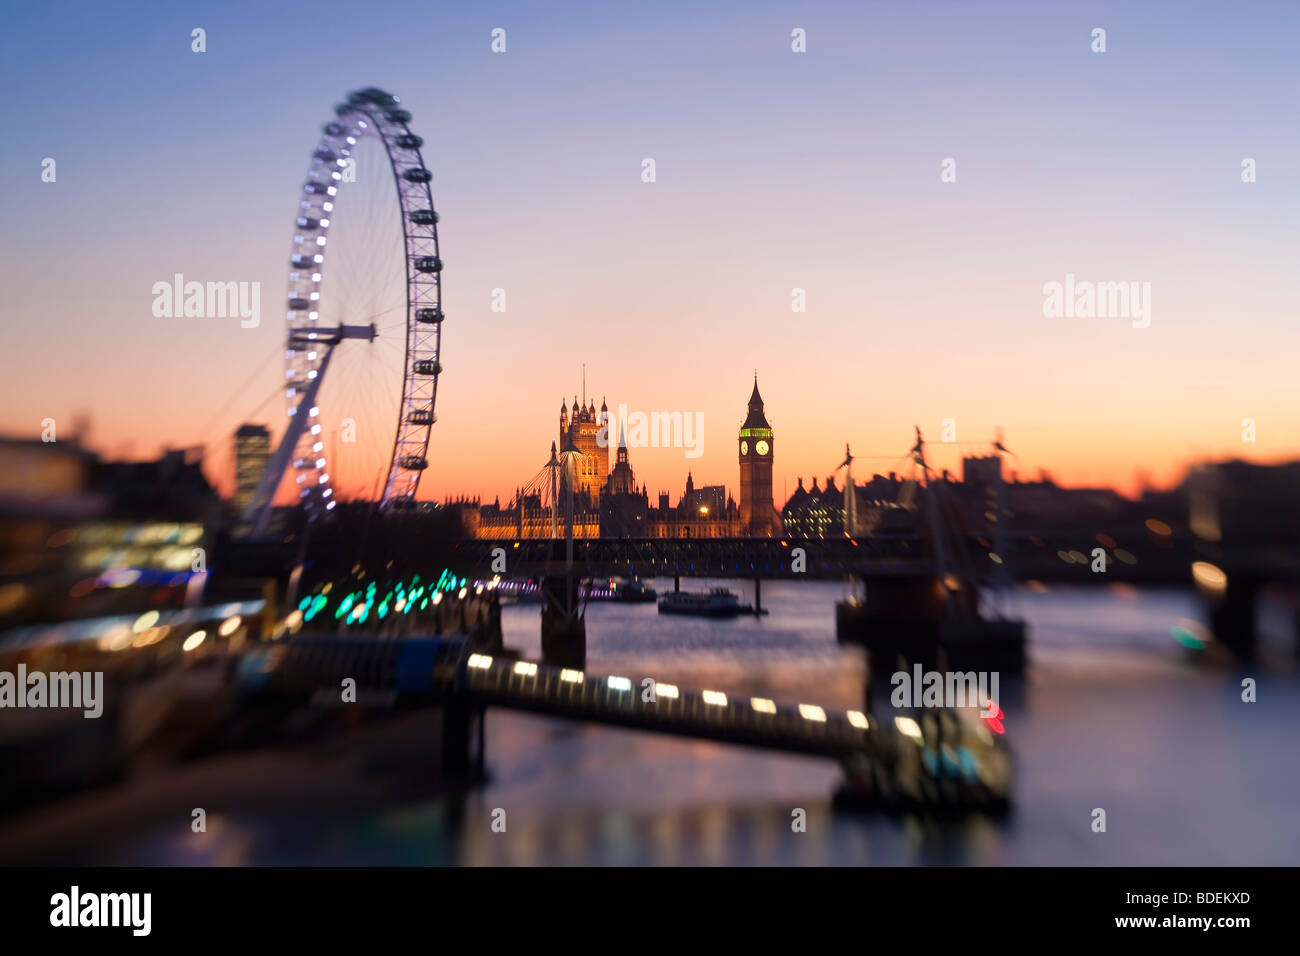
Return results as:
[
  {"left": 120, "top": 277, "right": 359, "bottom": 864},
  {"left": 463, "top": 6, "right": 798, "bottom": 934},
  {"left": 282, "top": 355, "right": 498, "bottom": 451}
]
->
[{"left": 982, "top": 699, "right": 1005, "bottom": 735}]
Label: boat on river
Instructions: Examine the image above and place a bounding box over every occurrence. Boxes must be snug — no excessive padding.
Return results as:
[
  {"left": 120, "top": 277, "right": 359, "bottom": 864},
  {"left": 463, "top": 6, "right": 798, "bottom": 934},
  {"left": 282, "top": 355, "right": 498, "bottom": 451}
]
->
[{"left": 658, "top": 588, "right": 748, "bottom": 618}]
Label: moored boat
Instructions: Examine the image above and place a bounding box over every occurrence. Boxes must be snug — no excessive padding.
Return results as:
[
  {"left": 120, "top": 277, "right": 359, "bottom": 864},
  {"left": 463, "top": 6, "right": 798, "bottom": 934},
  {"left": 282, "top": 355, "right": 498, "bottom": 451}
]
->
[
  {"left": 657, "top": 588, "right": 747, "bottom": 618},
  {"left": 613, "top": 578, "right": 658, "bottom": 603}
]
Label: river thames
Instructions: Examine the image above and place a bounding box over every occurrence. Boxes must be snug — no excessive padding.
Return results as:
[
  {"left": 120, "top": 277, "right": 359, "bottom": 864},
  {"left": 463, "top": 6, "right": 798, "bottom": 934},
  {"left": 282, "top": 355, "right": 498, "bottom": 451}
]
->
[
  {"left": 460, "top": 579, "right": 1300, "bottom": 865},
  {"left": 2, "top": 581, "right": 1296, "bottom": 866}
]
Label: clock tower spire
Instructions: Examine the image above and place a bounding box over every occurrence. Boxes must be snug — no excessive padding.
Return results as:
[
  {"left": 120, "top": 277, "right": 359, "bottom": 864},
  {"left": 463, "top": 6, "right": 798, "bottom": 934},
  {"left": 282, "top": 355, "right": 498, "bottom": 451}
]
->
[{"left": 738, "top": 376, "right": 775, "bottom": 536}]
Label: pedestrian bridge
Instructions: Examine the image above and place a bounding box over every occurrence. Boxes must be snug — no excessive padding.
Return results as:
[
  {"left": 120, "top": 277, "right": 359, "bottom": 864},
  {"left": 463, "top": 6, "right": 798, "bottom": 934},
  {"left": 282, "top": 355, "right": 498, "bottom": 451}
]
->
[{"left": 237, "top": 634, "right": 1012, "bottom": 813}]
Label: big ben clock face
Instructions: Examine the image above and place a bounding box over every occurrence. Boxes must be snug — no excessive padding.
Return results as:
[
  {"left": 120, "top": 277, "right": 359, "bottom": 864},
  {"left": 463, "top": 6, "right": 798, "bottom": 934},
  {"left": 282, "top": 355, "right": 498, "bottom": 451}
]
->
[
  {"left": 755, "top": 440, "right": 770, "bottom": 456},
  {"left": 740, "top": 440, "right": 748, "bottom": 455}
]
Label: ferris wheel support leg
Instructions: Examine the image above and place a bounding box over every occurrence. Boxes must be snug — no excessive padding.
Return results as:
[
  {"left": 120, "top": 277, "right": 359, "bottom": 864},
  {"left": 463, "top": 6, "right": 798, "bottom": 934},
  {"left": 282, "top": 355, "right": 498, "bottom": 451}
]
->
[{"left": 241, "top": 344, "right": 338, "bottom": 536}]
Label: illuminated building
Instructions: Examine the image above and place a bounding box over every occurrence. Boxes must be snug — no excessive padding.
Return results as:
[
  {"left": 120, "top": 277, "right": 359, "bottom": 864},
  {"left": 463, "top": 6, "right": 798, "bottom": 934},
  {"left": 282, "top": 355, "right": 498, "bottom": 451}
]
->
[
  {"left": 233, "top": 424, "right": 271, "bottom": 512},
  {"left": 559, "top": 388, "right": 609, "bottom": 503}
]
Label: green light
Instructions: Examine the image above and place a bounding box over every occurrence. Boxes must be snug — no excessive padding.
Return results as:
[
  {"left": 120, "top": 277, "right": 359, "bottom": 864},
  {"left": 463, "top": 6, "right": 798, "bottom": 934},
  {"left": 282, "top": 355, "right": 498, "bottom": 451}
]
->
[{"left": 303, "top": 594, "right": 328, "bottom": 624}]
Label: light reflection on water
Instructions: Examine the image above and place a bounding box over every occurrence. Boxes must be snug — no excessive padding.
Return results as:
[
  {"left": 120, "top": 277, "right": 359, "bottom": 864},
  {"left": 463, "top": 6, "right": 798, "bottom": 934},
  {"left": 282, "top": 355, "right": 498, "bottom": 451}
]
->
[
  {"left": 8, "top": 581, "right": 1296, "bottom": 865},
  {"left": 466, "top": 579, "right": 1300, "bottom": 865}
]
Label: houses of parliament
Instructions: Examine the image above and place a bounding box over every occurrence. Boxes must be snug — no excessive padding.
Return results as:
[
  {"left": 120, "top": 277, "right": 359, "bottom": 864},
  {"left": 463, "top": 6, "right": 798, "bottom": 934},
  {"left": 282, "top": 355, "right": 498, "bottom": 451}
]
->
[{"left": 464, "top": 379, "right": 780, "bottom": 539}]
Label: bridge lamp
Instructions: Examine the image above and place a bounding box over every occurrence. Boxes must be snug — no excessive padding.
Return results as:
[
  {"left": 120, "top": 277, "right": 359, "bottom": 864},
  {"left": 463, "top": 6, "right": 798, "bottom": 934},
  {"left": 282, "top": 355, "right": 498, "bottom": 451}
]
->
[
  {"left": 750, "top": 697, "right": 776, "bottom": 714},
  {"left": 894, "top": 716, "right": 923, "bottom": 742},
  {"left": 702, "top": 690, "right": 728, "bottom": 707},
  {"left": 1191, "top": 560, "right": 1227, "bottom": 598},
  {"left": 513, "top": 661, "right": 538, "bottom": 678},
  {"left": 467, "top": 654, "right": 493, "bottom": 670},
  {"left": 847, "top": 710, "right": 870, "bottom": 730},
  {"left": 798, "top": 704, "right": 827, "bottom": 722},
  {"left": 607, "top": 676, "right": 632, "bottom": 692},
  {"left": 560, "top": 669, "right": 584, "bottom": 683},
  {"left": 654, "top": 683, "right": 679, "bottom": 699}
]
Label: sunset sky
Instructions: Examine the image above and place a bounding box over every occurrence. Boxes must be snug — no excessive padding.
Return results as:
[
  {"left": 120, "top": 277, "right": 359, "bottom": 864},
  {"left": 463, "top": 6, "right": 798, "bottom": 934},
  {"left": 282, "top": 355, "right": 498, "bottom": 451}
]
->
[{"left": 3, "top": 0, "right": 1297, "bottom": 505}]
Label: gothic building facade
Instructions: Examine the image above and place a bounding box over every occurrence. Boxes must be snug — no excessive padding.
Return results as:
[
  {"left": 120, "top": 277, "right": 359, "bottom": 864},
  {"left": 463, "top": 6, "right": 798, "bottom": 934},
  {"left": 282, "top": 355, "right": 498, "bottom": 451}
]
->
[
  {"left": 559, "top": 393, "right": 609, "bottom": 502},
  {"left": 469, "top": 379, "right": 772, "bottom": 539}
]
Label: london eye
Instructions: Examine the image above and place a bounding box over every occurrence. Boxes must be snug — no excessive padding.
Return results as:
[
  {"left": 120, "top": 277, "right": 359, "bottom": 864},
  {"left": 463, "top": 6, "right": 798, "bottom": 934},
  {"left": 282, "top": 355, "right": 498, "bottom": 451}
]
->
[{"left": 242, "top": 87, "right": 443, "bottom": 534}]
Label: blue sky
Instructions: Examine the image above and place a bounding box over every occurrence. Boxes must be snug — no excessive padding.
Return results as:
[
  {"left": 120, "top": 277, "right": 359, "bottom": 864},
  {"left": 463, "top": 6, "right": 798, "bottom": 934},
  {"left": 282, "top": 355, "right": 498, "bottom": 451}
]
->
[{"left": 2, "top": 0, "right": 1297, "bottom": 498}]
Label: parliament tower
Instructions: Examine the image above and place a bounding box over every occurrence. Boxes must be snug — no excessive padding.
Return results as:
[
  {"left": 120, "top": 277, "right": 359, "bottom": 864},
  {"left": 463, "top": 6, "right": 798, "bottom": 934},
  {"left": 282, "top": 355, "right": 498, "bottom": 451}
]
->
[
  {"left": 738, "top": 376, "right": 777, "bottom": 536},
  {"left": 559, "top": 389, "right": 609, "bottom": 502}
]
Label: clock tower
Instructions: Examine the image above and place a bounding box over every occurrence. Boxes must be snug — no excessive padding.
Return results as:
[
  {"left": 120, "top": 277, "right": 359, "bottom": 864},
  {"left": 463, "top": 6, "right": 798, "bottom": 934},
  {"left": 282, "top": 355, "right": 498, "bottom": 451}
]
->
[{"left": 738, "top": 376, "right": 776, "bottom": 536}]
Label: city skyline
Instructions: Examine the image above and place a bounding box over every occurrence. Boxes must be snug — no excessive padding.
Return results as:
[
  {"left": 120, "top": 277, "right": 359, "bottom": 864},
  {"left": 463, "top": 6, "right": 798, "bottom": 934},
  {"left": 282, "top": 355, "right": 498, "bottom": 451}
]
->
[
  {"left": 3, "top": 1, "right": 1297, "bottom": 506},
  {"left": 25, "top": 366, "right": 1295, "bottom": 509},
  {"left": 4, "top": 0, "right": 1299, "bottom": 891}
]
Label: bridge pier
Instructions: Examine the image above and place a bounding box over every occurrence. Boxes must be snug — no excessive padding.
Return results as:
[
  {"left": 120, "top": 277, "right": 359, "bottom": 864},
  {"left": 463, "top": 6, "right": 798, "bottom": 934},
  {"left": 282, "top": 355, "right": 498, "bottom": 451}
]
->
[
  {"left": 539, "top": 573, "right": 586, "bottom": 670},
  {"left": 1294, "top": 605, "right": 1300, "bottom": 661},
  {"left": 754, "top": 577, "right": 762, "bottom": 615},
  {"left": 441, "top": 701, "right": 486, "bottom": 779},
  {"left": 541, "top": 605, "right": 586, "bottom": 670},
  {"left": 1204, "top": 572, "right": 1261, "bottom": 661}
]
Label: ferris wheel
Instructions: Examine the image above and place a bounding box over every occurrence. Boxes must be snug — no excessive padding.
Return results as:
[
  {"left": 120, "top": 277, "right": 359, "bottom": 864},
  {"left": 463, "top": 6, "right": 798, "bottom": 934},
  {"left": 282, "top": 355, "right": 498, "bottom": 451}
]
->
[{"left": 243, "top": 87, "right": 443, "bottom": 534}]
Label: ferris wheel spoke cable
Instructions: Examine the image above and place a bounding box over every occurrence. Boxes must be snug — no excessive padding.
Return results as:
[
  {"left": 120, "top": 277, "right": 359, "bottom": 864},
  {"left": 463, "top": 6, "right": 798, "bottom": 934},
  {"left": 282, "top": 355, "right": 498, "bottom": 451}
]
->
[{"left": 195, "top": 341, "right": 285, "bottom": 446}]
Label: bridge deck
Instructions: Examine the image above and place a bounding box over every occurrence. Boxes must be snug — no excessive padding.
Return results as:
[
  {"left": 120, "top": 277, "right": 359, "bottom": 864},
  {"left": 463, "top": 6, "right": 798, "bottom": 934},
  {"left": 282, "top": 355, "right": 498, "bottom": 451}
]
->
[
  {"left": 239, "top": 635, "right": 1012, "bottom": 812},
  {"left": 453, "top": 536, "right": 933, "bottom": 579}
]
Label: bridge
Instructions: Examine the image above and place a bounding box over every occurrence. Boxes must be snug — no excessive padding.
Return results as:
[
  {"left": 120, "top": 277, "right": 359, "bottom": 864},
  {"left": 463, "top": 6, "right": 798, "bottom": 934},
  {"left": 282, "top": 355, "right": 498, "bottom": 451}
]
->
[
  {"left": 448, "top": 531, "right": 1198, "bottom": 586},
  {"left": 235, "top": 633, "right": 1012, "bottom": 814},
  {"left": 452, "top": 535, "right": 934, "bottom": 581}
]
